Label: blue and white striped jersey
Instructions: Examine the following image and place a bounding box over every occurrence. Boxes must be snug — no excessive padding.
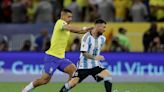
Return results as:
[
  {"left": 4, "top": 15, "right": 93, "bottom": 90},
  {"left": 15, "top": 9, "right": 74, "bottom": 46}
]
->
[{"left": 77, "top": 32, "right": 106, "bottom": 69}]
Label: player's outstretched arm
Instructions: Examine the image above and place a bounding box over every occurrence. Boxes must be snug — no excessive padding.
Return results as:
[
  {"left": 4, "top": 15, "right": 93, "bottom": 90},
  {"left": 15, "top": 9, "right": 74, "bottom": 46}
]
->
[
  {"left": 63, "top": 25, "right": 93, "bottom": 34},
  {"left": 82, "top": 51, "right": 105, "bottom": 61}
]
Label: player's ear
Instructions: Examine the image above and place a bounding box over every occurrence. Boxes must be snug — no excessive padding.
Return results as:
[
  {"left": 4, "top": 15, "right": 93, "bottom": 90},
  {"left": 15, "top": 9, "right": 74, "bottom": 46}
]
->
[
  {"left": 61, "top": 11, "right": 66, "bottom": 18},
  {"left": 61, "top": 11, "right": 64, "bottom": 15}
]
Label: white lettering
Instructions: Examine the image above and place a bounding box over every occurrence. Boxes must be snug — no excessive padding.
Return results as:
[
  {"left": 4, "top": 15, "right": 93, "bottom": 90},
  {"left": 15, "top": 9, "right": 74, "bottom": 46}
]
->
[
  {"left": 0, "top": 61, "right": 4, "bottom": 73},
  {"left": 125, "top": 62, "right": 137, "bottom": 75},
  {"left": 12, "top": 61, "right": 44, "bottom": 75}
]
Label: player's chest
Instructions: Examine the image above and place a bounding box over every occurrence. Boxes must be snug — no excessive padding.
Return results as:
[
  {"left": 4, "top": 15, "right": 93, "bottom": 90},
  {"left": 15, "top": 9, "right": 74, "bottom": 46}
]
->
[{"left": 88, "top": 37, "right": 103, "bottom": 49}]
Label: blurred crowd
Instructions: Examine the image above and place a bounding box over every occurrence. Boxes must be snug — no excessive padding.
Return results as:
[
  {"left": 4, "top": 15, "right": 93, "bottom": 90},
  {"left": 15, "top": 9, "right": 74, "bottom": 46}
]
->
[
  {"left": 0, "top": 0, "right": 164, "bottom": 23},
  {"left": 143, "top": 23, "right": 164, "bottom": 52},
  {"left": 0, "top": 23, "right": 163, "bottom": 52},
  {"left": 0, "top": 0, "right": 163, "bottom": 52},
  {"left": 0, "top": 29, "right": 51, "bottom": 52},
  {"left": 70, "top": 23, "right": 164, "bottom": 52}
]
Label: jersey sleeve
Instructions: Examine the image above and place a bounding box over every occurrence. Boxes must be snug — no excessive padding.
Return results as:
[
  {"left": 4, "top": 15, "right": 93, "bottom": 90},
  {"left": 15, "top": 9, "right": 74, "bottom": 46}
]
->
[
  {"left": 55, "top": 20, "right": 67, "bottom": 31},
  {"left": 80, "top": 33, "right": 90, "bottom": 52},
  {"left": 101, "top": 36, "right": 106, "bottom": 46},
  {"left": 61, "top": 21, "right": 67, "bottom": 30}
]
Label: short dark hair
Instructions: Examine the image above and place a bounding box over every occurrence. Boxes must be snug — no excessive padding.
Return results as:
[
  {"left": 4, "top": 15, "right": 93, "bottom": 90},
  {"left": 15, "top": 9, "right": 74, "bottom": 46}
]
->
[
  {"left": 118, "top": 27, "right": 127, "bottom": 33},
  {"left": 95, "top": 19, "right": 106, "bottom": 24},
  {"left": 62, "top": 8, "right": 72, "bottom": 13}
]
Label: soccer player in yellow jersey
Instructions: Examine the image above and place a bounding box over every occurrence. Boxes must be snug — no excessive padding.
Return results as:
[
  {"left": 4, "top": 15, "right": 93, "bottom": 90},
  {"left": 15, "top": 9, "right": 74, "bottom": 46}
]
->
[{"left": 22, "top": 9, "right": 93, "bottom": 92}]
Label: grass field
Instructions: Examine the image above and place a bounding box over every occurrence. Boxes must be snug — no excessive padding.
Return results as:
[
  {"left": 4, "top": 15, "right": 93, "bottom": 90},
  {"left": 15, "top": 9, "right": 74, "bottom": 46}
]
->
[{"left": 0, "top": 82, "right": 164, "bottom": 92}]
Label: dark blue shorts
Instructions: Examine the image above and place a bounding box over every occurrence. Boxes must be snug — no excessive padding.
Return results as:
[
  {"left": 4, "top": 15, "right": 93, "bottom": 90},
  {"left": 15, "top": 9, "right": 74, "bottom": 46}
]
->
[{"left": 43, "top": 54, "right": 73, "bottom": 76}]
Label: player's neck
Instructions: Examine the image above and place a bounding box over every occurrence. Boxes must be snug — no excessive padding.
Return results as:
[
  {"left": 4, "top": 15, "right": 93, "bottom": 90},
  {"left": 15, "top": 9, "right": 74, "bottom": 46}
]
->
[
  {"left": 60, "top": 18, "right": 68, "bottom": 24},
  {"left": 91, "top": 29, "right": 98, "bottom": 38}
]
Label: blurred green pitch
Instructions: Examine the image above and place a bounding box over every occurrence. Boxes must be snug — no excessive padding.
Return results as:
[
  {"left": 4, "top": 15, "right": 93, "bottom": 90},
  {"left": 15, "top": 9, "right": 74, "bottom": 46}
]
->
[{"left": 0, "top": 82, "right": 164, "bottom": 92}]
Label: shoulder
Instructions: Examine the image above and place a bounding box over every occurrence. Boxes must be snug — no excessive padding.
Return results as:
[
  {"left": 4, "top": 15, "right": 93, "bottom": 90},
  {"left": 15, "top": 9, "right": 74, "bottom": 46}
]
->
[
  {"left": 56, "top": 19, "right": 67, "bottom": 25},
  {"left": 55, "top": 19, "right": 67, "bottom": 30},
  {"left": 82, "top": 32, "right": 91, "bottom": 42},
  {"left": 100, "top": 35, "right": 106, "bottom": 41},
  {"left": 99, "top": 35, "right": 106, "bottom": 44}
]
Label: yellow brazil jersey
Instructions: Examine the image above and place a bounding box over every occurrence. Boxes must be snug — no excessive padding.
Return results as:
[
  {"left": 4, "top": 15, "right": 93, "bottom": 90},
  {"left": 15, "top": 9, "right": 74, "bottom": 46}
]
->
[
  {"left": 150, "top": 0, "right": 164, "bottom": 20},
  {"left": 114, "top": 0, "right": 131, "bottom": 19},
  {"left": 46, "top": 19, "right": 70, "bottom": 58}
]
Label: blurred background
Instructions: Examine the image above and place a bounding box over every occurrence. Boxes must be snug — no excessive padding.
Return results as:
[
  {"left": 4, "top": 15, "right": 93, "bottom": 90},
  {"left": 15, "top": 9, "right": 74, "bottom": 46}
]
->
[
  {"left": 0, "top": 0, "right": 164, "bottom": 92},
  {"left": 0, "top": 0, "right": 164, "bottom": 52}
]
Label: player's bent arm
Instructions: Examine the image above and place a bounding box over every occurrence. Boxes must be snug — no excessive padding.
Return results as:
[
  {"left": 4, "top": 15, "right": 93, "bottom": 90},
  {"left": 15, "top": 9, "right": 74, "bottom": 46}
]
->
[
  {"left": 82, "top": 51, "right": 95, "bottom": 60},
  {"left": 63, "top": 25, "right": 93, "bottom": 34},
  {"left": 82, "top": 51, "right": 105, "bottom": 61}
]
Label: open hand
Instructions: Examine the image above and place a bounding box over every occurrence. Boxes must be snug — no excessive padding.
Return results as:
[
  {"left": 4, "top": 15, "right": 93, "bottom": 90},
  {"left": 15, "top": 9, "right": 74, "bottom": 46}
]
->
[
  {"left": 94, "top": 55, "right": 105, "bottom": 61},
  {"left": 83, "top": 27, "right": 94, "bottom": 32}
]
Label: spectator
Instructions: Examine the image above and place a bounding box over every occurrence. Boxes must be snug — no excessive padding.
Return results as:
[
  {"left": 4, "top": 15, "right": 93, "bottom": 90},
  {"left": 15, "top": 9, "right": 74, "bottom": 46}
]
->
[
  {"left": 87, "top": 0, "right": 100, "bottom": 22},
  {"left": 159, "top": 27, "right": 164, "bottom": 45},
  {"left": 110, "top": 28, "right": 130, "bottom": 52},
  {"left": 110, "top": 37, "right": 122, "bottom": 52},
  {"left": 26, "top": 0, "right": 37, "bottom": 23},
  {"left": 77, "top": 0, "right": 88, "bottom": 22},
  {"left": 0, "top": 1, "right": 3, "bottom": 22},
  {"left": 21, "top": 40, "right": 32, "bottom": 51},
  {"left": 63, "top": 0, "right": 71, "bottom": 8},
  {"left": 67, "top": 0, "right": 81, "bottom": 22},
  {"left": 0, "top": 35, "right": 9, "bottom": 51},
  {"left": 51, "top": 0, "right": 63, "bottom": 22},
  {"left": 11, "top": 0, "right": 28, "bottom": 23},
  {"left": 143, "top": 22, "right": 159, "bottom": 52},
  {"left": 148, "top": 37, "right": 164, "bottom": 52},
  {"left": 149, "top": 0, "right": 164, "bottom": 21},
  {"left": 114, "top": 0, "right": 131, "bottom": 22},
  {"left": 130, "top": 0, "right": 148, "bottom": 22},
  {"left": 35, "top": 29, "right": 50, "bottom": 51},
  {"left": 1, "top": 0, "right": 12, "bottom": 23},
  {"left": 98, "top": 0, "right": 115, "bottom": 22},
  {"left": 0, "top": 40, "right": 9, "bottom": 51},
  {"left": 142, "top": 0, "right": 150, "bottom": 20},
  {"left": 43, "top": 37, "right": 50, "bottom": 51},
  {"left": 34, "top": 0, "right": 53, "bottom": 23},
  {"left": 70, "top": 37, "right": 80, "bottom": 51}
]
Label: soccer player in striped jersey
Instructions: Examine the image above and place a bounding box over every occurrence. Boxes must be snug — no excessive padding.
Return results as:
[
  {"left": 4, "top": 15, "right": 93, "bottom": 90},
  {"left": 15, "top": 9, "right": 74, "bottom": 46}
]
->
[
  {"left": 22, "top": 9, "right": 93, "bottom": 92},
  {"left": 60, "top": 19, "right": 112, "bottom": 92}
]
